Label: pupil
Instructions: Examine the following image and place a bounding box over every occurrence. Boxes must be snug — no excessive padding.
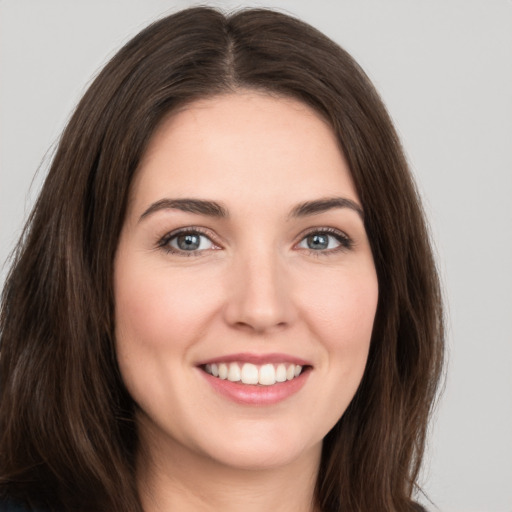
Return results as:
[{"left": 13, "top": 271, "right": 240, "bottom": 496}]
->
[
  {"left": 178, "top": 234, "right": 200, "bottom": 250},
  {"left": 308, "top": 234, "right": 328, "bottom": 250}
]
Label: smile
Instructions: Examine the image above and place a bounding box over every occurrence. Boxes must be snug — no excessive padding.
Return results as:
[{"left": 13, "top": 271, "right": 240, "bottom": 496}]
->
[
  {"left": 203, "top": 362, "right": 303, "bottom": 386},
  {"left": 197, "top": 353, "right": 312, "bottom": 405}
]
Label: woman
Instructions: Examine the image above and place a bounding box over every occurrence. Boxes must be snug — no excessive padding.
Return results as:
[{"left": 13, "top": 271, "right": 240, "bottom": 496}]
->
[{"left": 0, "top": 7, "right": 444, "bottom": 512}]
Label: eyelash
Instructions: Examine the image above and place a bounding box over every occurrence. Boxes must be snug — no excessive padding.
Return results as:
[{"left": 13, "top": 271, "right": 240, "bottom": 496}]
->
[{"left": 156, "top": 227, "right": 353, "bottom": 256}]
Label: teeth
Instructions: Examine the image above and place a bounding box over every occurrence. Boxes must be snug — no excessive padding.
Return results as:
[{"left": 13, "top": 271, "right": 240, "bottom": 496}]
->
[
  {"left": 204, "top": 362, "right": 304, "bottom": 385},
  {"left": 227, "top": 362, "right": 241, "bottom": 382},
  {"left": 259, "top": 364, "right": 276, "bottom": 385},
  {"left": 241, "top": 363, "right": 259, "bottom": 384},
  {"left": 218, "top": 363, "right": 228, "bottom": 379},
  {"left": 275, "top": 364, "right": 287, "bottom": 383}
]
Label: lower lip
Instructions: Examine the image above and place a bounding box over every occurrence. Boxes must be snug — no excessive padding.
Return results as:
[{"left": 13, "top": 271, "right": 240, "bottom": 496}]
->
[{"left": 199, "top": 368, "right": 310, "bottom": 405}]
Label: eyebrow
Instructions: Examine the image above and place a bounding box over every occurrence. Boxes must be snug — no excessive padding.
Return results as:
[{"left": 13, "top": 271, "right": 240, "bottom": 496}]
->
[
  {"left": 139, "top": 195, "right": 363, "bottom": 222},
  {"left": 139, "top": 198, "right": 228, "bottom": 222},
  {"left": 289, "top": 197, "right": 364, "bottom": 219}
]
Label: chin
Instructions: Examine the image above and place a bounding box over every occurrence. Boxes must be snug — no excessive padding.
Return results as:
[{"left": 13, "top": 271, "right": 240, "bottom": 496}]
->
[{"left": 190, "top": 421, "right": 323, "bottom": 471}]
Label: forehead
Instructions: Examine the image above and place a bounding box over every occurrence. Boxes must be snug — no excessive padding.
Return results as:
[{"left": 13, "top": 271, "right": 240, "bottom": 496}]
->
[{"left": 130, "top": 91, "right": 359, "bottom": 214}]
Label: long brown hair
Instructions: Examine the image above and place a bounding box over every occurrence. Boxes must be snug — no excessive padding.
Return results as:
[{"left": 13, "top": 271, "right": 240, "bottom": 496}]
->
[{"left": 0, "top": 7, "right": 444, "bottom": 511}]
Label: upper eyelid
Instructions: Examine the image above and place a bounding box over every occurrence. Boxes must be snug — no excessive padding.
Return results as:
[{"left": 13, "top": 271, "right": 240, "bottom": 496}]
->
[
  {"left": 157, "top": 226, "right": 219, "bottom": 248},
  {"left": 160, "top": 226, "right": 216, "bottom": 240},
  {"left": 296, "top": 226, "right": 351, "bottom": 241},
  {"left": 300, "top": 226, "right": 347, "bottom": 235}
]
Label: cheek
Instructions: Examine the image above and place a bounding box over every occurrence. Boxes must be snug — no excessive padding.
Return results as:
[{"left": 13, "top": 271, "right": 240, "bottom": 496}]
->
[
  {"left": 300, "top": 266, "right": 379, "bottom": 349},
  {"left": 113, "top": 257, "right": 224, "bottom": 420},
  {"left": 288, "top": 263, "right": 378, "bottom": 436},
  {"left": 114, "top": 261, "right": 221, "bottom": 353}
]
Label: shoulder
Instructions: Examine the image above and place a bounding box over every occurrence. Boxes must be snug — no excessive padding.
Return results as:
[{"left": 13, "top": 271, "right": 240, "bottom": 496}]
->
[{"left": 0, "top": 498, "right": 45, "bottom": 512}]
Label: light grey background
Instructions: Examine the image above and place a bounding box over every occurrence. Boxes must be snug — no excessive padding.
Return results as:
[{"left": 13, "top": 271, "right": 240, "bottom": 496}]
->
[{"left": 1, "top": 1, "right": 511, "bottom": 511}]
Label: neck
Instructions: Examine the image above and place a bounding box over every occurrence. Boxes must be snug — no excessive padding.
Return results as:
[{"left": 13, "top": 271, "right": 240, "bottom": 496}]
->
[{"left": 137, "top": 430, "right": 322, "bottom": 512}]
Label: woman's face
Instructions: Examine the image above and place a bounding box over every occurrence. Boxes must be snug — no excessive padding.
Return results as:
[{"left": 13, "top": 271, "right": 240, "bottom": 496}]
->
[{"left": 114, "top": 92, "right": 378, "bottom": 471}]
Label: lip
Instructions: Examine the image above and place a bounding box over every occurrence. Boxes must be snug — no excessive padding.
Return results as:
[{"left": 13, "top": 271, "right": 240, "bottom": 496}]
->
[
  {"left": 196, "top": 352, "right": 311, "bottom": 366},
  {"left": 197, "top": 365, "right": 311, "bottom": 406}
]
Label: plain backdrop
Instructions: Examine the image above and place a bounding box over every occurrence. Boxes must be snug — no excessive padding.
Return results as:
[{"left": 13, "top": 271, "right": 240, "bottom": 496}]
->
[{"left": 1, "top": 1, "right": 511, "bottom": 511}]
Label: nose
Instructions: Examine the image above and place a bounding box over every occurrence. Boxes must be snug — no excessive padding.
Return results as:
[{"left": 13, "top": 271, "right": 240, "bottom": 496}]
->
[{"left": 223, "top": 247, "right": 296, "bottom": 334}]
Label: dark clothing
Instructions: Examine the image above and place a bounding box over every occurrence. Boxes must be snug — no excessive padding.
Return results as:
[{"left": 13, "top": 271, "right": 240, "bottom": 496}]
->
[{"left": 0, "top": 498, "right": 43, "bottom": 512}]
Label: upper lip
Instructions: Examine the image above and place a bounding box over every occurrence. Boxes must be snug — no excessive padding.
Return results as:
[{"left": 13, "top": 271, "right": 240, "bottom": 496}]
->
[{"left": 196, "top": 352, "right": 312, "bottom": 367}]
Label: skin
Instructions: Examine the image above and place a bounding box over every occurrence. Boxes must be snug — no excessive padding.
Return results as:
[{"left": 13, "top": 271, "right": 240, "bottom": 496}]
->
[{"left": 114, "top": 91, "right": 379, "bottom": 512}]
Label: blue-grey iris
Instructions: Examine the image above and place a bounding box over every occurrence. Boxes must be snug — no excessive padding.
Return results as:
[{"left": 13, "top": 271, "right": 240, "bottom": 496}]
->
[
  {"left": 177, "top": 234, "right": 201, "bottom": 250},
  {"left": 307, "top": 234, "right": 329, "bottom": 250}
]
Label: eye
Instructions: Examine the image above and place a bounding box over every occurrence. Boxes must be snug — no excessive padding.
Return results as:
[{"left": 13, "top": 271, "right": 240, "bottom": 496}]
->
[
  {"left": 297, "top": 229, "right": 352, "bottom": 252},
  {"left": 159, "top": 229, "right": 217, "bottom": 255}
]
